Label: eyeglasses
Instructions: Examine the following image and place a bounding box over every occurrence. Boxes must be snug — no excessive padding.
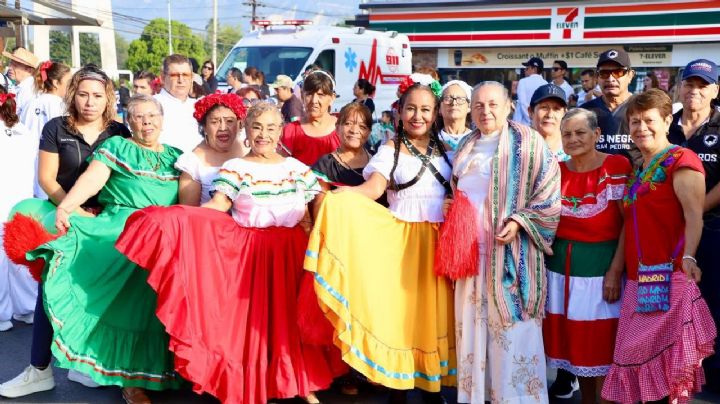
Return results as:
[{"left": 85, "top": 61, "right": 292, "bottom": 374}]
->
[
  {"left": 130, "top": 112, "right": 162, "bottom": 121},
  {"left": 441, "top": 95, "right": 469, "bottom": 105},
  {"left": 167, "top": 72, "right": 192, "bottom": 80},
  {"left": 596, "top": 68, "right": 630, "bottom": 80},
  {"left": 242, "top": 98, "right": 260, "bottom": 107},
  {"left": 202, "top": 65, "right": 213, "bottom": 70}
]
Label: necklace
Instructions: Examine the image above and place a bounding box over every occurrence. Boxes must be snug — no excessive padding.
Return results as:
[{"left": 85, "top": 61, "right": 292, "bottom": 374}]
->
[
  {"left": 131, "top": 139, "right": 163, "bottom": 171},
  {"left": 334, "top": 148, "right": 369, "bottom": 178}
]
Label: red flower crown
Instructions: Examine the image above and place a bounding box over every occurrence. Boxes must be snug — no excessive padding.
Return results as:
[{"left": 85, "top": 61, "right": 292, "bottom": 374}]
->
[{"left": 193, "top": 93, "right": 247, "bottom": 123}]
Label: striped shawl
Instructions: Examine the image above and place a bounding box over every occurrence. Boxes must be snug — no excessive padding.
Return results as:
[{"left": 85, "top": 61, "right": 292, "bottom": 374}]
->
[{"left": 454, "top": 121, "right": 560, "bottom": 326}]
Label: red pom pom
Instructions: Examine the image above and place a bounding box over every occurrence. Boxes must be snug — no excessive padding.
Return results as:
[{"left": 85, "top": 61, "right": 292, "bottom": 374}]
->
[
  {"left": 3, "top": 213, "right": 59, "bottom": 281},
  {"left": 435, "top": 191, "right": 480, "bottom": 280},
  {"left": 193, "top": 93, "right": 247, "bottom": 123}
]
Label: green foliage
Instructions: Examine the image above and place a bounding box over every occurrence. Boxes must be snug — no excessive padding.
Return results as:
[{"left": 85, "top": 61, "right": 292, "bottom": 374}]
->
[
  {"left": 49, "top": 31, "right": 71, "bottom": 65},
  {"left": 127, "top": 18, "right": 207, "bottom": 75},
  {"left": 204, "top": 18, "right": 242, "bottom": 62},
  {"left": 79, "top": 32, "right": 101, "bottom": 66},
  {"left": 115, "top": 33, "right": 129, "bottom": 69}
]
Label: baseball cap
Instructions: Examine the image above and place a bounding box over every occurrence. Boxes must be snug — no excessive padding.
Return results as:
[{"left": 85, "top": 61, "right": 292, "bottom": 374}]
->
[
  {"left": 597, "top": 48, "right": 631, "bottom": 68},
  {"left": 522, "top": 57, "right": 544, "bottom": 70},
  {"left": 682, "top": 59, "right": 718, "bottom": 85},
  {"left": 270, "top": 75, "right": 294, "bottom": 89},
  {"left": 530, "top": 84, "right": 567, "bottom": 108}
]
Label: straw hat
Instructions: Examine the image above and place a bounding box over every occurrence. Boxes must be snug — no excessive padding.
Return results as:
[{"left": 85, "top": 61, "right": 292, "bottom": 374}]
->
[{"left": 2, "top": 47, "right": 40, "bottom": 69}]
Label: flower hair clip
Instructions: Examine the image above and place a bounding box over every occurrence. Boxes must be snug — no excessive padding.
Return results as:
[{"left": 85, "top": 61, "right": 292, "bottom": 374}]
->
[
  {"left": 193, "top": 93, "right": 247, "bottom": 123},
  {"left": 397, "top": 73, "right": 442, "bottom": 98},
  {"left": 0, "top": 92, "right": 15, "bottom": 105},
  {"left": 39, "top": 61, "right": 53, "bottom": 82}
]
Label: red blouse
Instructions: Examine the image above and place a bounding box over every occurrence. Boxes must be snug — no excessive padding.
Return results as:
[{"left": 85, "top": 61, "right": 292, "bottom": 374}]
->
[{"left": 280, "top": 121, "right": 339, "bottom": 166}]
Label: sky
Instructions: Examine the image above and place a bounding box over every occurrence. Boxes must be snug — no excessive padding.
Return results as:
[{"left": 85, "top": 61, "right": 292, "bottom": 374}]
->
[{"left": 110, "top": 0, "right": 363, "bottom": 40}]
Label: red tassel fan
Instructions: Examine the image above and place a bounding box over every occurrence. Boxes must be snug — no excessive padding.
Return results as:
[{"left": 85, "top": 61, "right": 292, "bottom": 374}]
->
[
  {"left": 435, "top": 191, "right": 480, "bottom": 280},
  {"left": 3, "top": 213, "right": 59, "bottom": 281}
]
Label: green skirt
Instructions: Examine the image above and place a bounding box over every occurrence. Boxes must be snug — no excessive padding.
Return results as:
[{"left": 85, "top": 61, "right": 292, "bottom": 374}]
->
[{"left": 27, "top": 201, "right": 183, "bottom": 390}]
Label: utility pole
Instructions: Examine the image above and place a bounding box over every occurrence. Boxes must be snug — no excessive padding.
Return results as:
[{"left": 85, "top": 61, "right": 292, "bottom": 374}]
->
[
  {"left": 167, "top": 0, "right": 173, "bottom": 55},
  {"left": 251, "top": 0, "right": 257, "bottom": 23},
  {"left": 212, "top": 0, "right": 218, "bottom": 66}
]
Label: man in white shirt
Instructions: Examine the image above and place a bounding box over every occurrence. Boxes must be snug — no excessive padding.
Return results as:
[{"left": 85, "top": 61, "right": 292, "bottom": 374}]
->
[
  {"left": 154, "top": 54, "right": 200, "bottom": 153},
  {"left": 512, "top": 57, "right": 547, "bottom": 126},
  {"left": 2, "top": 47, "right": 39, "bottom": 120},
  {"left": 551, "top": 60, "right": 575, "bottom": 103},
  {"left": 577, "top": 69, "right": 602, "bottom": 107}
]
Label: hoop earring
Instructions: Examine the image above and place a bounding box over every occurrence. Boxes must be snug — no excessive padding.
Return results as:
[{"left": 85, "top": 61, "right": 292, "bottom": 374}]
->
[{"left": 243, "top": 138, "right": 251, "bottom": 148}]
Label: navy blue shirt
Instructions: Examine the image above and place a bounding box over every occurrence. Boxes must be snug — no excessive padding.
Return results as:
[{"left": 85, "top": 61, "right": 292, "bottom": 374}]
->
[{"left": 581, "top": 96, "right": 632, "bottom": 155}]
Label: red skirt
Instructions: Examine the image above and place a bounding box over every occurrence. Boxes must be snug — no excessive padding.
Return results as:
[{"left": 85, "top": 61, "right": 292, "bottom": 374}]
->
[{"left": 116, "top": 205, "right": 345, "bottom": 404}]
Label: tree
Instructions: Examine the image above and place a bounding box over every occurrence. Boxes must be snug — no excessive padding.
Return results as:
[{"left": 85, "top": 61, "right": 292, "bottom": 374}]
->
[
  {"left": 79, "top": 32, "right": 101, "bottom": 66},
  {"left": 49, "top": 30, "right": 71, "bottom": 65},
  {"left": 204, "top": 18, "right": 242, "bottom": 64},
  {"left": 115, "top": 33, "right": 129, "bottom": 69},
  {"left": 127, "top": 18, "right": 207, "bottom": 75}
]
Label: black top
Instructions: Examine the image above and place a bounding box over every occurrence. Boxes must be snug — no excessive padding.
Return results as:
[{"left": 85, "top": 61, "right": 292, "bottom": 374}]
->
[
  {"left": 581, "top": 96, "right": 640, "bottom": 167},
  {"left": 353, "top": 98, "right": 375, "bottom": 115},
  {"left": 281, "top": 95, "right": 303, "bottom": 123},
  {"left": 312, "top": 153, "right": 365, "bottom": 187},
  {"left": 202, "top": 76, "right": 218, "bottom": 95},
  {"left": 668, "top": 107, "right": 720, "bottom": 216},
  {"left": 40, "top": 117, "right": 131, "bottom": 206},
  {"left": 118, "top": 86, "right": 130, "bottom": 108}
]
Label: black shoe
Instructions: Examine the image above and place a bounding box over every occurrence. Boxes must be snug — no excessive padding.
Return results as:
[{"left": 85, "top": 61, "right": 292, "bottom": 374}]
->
[
  {"left": 420, "top": 391, "right": 447, "bottom": 404},
  {"left": 548, "top": 368, "right": 579, "bottom": 399}
]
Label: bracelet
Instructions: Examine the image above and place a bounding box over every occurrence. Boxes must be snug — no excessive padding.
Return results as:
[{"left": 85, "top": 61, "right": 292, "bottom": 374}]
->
[{"left": 682, "top": 255, "right": 697, "bottom": 264}]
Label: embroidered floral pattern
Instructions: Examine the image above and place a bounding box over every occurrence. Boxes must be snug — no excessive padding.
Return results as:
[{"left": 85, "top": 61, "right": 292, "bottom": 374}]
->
[
  {"left": 510, "top": 355, "right": 544, "bottom": 401},
  {"left": 624, "top": 146, "right": 680, "bottom": 207},
  {"left": 561, "top": 182, "right": 626, "bottom": 218}
]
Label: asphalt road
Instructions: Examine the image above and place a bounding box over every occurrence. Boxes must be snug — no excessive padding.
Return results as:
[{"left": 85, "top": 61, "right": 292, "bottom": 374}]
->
[{"left": 1, "top": 320, "right": 719, "bottom": 403}]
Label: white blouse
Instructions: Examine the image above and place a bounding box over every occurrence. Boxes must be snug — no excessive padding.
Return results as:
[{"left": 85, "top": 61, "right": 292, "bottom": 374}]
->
[
  {"left": 212, "top": 157, "right": 321, "bottom": 228},
  {"left": 363, "top": 145, "right": 451, "bottom": 223},
  {"left": 174, "top": 151, "right": 220, "bottom": 205},
  {"left": 0, "top": 121, "right": 36, "bottom": 221}
]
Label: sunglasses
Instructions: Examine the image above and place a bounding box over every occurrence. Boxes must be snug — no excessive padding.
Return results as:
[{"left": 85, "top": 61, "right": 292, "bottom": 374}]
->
[
  {"left": 552, "top": 67, "right": 564, "bottom": 71},
  {"left": 168, "top": 72, "right": 192, "bottom": 80},
  {"left": 202, "top": 65, "right": 213, "bottom": 70},
  {"left": 596, "top": 68, "right": 630, "bottom": 80}
]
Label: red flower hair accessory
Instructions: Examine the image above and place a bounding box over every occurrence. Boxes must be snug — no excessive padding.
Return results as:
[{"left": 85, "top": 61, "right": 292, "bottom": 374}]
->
[
  {"left": 397, "top": 73, "right": 442, "bottom": 98},
  {"left": 150, "top": 77, "right": 162, "bottom": 95},
  {"left": 193, "top": 93, "right": 247, "bottom": 123},
  {"left": 0, "top": 92, "right": 15, "bottom": 105},
  {"left": 39, "top": 61, "right": 53, "bottom": 82}
]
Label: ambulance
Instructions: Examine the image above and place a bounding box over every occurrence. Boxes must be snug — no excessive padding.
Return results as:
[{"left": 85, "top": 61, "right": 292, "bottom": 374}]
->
[{"left": 215, "top": 20, "right": 412, "bottom": 116}]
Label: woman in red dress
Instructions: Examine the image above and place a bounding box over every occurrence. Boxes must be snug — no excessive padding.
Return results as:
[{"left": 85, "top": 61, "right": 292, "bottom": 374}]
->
[
  {"left": 116, "top": 101, "right": 344, "bottom": 404},
  {"left": 280, "top": 70, "right": 339, "bottom": 166},
  {"left": 601, "top": 89, "right": 716, "bottom": 403}
]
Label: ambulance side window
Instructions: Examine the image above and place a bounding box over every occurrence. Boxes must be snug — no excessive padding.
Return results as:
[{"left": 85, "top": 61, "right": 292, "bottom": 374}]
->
[{"left": 313, "top": 50, "right": 335, "bottom": 78}]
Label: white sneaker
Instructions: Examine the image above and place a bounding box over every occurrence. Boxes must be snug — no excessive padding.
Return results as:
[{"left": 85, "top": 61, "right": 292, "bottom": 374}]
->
[
  {"left": 0, "top": 365, "right": 55, "bottom": 398},
  {"left": 13, "top": 312, "right": 34, "bottom": 324},
  {"left": 0, "top": 320, "right": 12, "bottom": 332},
  {"left": 67, "top": 369, "right": 100, "bottom": 388}
]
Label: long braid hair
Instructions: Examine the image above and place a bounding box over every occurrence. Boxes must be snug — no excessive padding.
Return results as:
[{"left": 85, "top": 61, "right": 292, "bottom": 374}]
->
[{"left": 388, "top": 83, "right": 452, "bottom": 191}]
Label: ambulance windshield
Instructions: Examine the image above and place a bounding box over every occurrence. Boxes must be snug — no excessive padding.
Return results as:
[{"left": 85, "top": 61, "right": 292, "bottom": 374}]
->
[{"left": 216, "top": 46, "right": 313, "bottom": 83}]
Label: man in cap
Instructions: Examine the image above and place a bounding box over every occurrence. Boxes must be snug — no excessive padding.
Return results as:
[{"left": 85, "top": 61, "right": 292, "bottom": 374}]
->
[
  {"left": 2, "top": 47, "right": 39, "bottom": 119},
  {"left": 581, "top": 48, "right": 637, "bottom": 165},
  {"left": 513, "top": 56, "right": 548, "bottom": 126},
  {"left": 272, "top": 74, "right": 302, "bottom": 123},
  {"left": 668, "top": 58, "right": 720, "bottom": 386},
  {"left": 550, "top": 60, "right": 574, "bottom": 104}
]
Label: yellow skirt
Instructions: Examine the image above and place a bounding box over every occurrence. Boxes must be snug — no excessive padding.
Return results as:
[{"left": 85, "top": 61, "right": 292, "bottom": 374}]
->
[{"left": 305, "top": 191, "right": 456, "bottom": 391}]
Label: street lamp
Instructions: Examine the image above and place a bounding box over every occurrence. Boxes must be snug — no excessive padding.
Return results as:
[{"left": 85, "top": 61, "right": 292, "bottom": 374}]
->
[{"left": 167, "top": 0, "right": 173, "bottom": 54}]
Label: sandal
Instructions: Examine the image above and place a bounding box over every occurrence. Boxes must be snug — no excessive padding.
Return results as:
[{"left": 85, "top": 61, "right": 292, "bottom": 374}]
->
[
  {"left": 122, "top": 387, "right": 152, "bottom": 404},
  {"left": 303, "top": 392, "right": 321, "bottom": 404}
]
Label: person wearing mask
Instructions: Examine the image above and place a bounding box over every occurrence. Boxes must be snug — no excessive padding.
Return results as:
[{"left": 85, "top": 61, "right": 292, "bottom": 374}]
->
[
  {"left": 667, "top": 59, "right": 720, "bottom": 387},
  {"left": 0, "top": 87, "right": 37, "bottom": 334},
  {"left": 0, "top": 66, "right": 131, "bottom": 399},
  {"left": 581, "top": 49, "right": 638, "bottom": 166},
  {"left": 577, "top": 69, "right": 601, "bottom": 107},
  {"left": 438, "top": 80, "right": 473, "bottom": 150},
  {"left": 528, "top": 84, "right": 569, "bottom": 161},
  {"left": 225, "top": 67, "right": 244, "bottom": 93},
  {"left": 513, "top": 57, "right": 547, "bottom": 126},
  {"left": 272, "top": 74, "right": 303, "bottom": 123},
  {"left": 154, "top": 54, "right": 200, "bottom": 153},
  {"left": 132, "top": 71, "right": 156, "bottom": 96},
  {"left": 200, "top": 60, "right": 218, "bottom": 95},
  {"left": 3, "top": 47, "right": 40, "bottom": 118},
  {"left": 352, "top": 78, "right": 376, "bottom": 116},
  {"left": 551, "top": 60, "right": 575, "bottom": 103}
]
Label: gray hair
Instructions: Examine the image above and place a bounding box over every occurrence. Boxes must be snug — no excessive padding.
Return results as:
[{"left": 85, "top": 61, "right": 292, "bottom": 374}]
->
[
  {"left": 472, "top": 81, "right": 510, "bottom": 103},
  {"left": 127, "top": 94, "right": 164, "bottom": 118},
  {"left": 561, "top": 108, "right": 599, "bottom": 132},
  {"left": 245, "top": 101, "right": 283, "bottom": 128}
]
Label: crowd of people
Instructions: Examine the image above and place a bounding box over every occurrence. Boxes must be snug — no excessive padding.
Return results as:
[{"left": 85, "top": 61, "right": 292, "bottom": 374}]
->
[{"left": 0, "top": 43, "right": 718, "bottom": 404}]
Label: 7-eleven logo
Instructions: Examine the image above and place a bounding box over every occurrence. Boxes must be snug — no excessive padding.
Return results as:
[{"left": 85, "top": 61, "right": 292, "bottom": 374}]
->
[{"left": 552, "top": 6, "right": 584, "bottom": 41}]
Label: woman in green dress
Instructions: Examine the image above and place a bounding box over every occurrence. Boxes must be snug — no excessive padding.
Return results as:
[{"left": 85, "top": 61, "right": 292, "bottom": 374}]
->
[{"left": 27, "top": 94, "right": 184, "bottom": 404}]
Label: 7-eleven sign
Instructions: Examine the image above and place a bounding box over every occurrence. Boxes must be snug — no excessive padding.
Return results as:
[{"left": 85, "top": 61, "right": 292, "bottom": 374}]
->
[{"left": 551, "top": 6, "right": 585, "bottom": 41}]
